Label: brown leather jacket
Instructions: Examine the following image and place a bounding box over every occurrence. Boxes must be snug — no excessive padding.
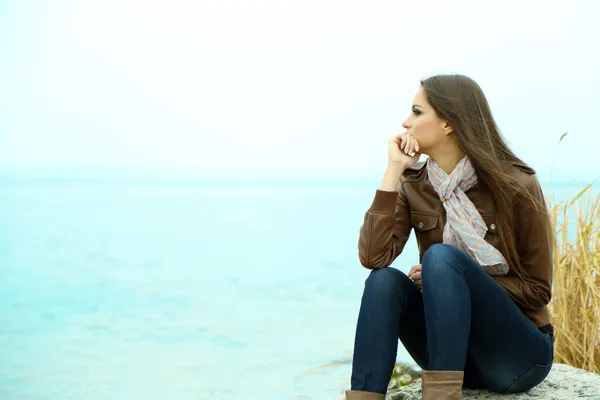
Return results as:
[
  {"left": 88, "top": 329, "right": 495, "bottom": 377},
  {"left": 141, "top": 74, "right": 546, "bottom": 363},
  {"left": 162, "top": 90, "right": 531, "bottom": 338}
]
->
[{"left": 358, "top": 161, "right": 553, "bottom": 327}]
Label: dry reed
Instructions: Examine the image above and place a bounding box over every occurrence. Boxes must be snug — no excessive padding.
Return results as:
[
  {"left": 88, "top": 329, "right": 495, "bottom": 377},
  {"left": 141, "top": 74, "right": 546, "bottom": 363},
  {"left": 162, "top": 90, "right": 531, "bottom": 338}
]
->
[{"left": 548, "top": 185, "right": 600, "bottom": 373}]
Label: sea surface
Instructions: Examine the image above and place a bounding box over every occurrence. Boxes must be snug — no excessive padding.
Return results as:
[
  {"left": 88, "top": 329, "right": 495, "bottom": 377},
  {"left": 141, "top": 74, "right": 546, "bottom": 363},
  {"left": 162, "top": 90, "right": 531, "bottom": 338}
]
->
[{"left": 0, "top": 177, "right": 594, "bottom": 399}]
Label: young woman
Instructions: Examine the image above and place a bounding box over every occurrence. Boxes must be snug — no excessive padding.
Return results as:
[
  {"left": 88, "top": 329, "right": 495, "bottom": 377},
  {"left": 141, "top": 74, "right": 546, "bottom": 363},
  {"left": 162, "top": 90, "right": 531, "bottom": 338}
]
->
[{"left": 345, "top": 75, "right": 555, "bottom": 400}]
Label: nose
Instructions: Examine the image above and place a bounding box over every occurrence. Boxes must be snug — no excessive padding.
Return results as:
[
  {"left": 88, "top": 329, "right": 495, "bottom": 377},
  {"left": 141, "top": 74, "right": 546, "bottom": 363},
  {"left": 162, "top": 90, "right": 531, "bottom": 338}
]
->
[{"left": 402, "top": 118, "right": 411, "bottom": 130}]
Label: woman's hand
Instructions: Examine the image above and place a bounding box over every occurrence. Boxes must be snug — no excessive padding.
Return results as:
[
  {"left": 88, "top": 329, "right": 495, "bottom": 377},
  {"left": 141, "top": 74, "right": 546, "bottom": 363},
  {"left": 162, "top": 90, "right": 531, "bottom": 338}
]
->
[
  {"left": 408, "top": 264, "right": 422, "bottom": 288},
  {"left": 388, "top": 133, "right": 421, "bottom": 169}
]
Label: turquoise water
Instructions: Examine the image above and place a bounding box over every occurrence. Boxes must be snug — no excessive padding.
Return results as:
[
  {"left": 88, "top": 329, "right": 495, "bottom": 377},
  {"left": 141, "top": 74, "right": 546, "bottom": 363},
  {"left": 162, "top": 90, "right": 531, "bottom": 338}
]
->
[{"left": 0, "top": 179, "right": 594, "bottom": 399}]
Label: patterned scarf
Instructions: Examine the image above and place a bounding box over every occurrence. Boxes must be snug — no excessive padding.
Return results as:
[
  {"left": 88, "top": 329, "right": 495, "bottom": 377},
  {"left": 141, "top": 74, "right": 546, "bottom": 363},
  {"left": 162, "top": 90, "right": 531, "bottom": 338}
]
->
[{"left": 427, "top": 156, "right": 508, "bottom": 275}]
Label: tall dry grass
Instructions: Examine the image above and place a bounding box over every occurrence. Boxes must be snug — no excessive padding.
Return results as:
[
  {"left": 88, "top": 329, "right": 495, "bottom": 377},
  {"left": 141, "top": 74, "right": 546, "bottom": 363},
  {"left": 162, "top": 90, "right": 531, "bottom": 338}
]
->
[{"left": 548, "top": 185, "right": 600, "bottom": 373}]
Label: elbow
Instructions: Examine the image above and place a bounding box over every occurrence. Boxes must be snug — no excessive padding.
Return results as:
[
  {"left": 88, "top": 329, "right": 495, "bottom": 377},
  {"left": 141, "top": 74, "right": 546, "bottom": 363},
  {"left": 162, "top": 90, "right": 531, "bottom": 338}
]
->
[
  {"left": 357, "top": 223, "right": 400, "bottom": 270},
  {"left": 536, "top": 287, "right": 552, "bottom": 308},
  {"left": 527, "top": 285, "right": 552, "bottom": 309},
  {"left": 359, "top": 258, "right": 379, "bottom": 270},
  {"left": 535, "top": 277, "right": 553, "bottom": 307},
  {"left": 358, "top": 249, "right": 389, "bottom": 270}
]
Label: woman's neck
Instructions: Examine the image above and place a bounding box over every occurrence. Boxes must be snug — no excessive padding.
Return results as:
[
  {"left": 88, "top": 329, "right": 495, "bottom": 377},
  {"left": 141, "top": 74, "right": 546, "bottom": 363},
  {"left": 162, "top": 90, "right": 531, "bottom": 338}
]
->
[{"left": 429, "top": 143, "right": 466, "bottom": 175}]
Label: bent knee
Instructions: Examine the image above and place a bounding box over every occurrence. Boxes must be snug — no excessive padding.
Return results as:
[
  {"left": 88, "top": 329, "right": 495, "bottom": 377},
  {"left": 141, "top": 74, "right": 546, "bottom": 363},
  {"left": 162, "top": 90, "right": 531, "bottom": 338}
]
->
[
  {"left": 365, "top": 267, "right": 411, "bottom": 296},
  {"left": 421, "top": 244, "right": 468, "bottom": 285},
  {"left": 422, "top": 243, "right": 458, "bottom": 265}
]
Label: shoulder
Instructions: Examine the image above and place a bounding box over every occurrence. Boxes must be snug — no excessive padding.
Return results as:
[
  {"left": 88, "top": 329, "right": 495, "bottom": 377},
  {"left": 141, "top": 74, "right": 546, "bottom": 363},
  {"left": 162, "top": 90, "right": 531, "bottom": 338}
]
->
[
  {"left": 507, "top": 162, "right": 547, "bottom": 210},
  {"left": 401, "top": 160, "right": 428, "bottom": 183},
  {"left": 396, "top": 160, "right": 428, "bottom": 193},
  {"left": 508, "top": 161, "right": 538, "bottom": 189}
]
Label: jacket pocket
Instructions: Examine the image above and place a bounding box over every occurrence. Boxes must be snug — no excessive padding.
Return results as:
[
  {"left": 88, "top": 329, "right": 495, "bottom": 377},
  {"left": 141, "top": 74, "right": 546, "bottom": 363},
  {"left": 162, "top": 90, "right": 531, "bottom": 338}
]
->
[
  {"left": 410, "top": 211, "right": 438, "bottom": 232},
  {"left": 480, "top": 213, "right": 499, "bottom": 247},
  {"left": 410, "top": 211, "right": 440, "bottom": 257}
]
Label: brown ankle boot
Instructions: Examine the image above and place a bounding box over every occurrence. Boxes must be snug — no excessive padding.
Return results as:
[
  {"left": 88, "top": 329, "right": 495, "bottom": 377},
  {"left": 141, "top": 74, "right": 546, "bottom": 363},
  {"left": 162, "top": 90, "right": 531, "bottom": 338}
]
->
[
  {"left": 344, "top": 390, "right": 385, "bottom": 399},
  {"left": 421, "top": 370, "right": 464, "bottom": 400}
]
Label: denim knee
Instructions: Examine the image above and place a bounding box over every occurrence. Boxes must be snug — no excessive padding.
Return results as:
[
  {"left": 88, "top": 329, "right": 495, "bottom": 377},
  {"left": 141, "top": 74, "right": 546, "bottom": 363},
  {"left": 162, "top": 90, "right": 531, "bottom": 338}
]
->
[
  {"left": 365, "top": 267, "right": 410, "bottom": 298},
  {"left": 421, "top": 243, "right": 465, "bottom": 282},
  {"left": 422, "top": 243, "right": 457, "bottom": 264}
]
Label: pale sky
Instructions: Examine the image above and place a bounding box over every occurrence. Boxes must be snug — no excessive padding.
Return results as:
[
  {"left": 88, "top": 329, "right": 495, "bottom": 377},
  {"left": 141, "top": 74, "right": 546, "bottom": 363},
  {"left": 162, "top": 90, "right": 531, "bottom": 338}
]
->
[{"left": 1, "top": 0, "right": 599, "bottom": 181}]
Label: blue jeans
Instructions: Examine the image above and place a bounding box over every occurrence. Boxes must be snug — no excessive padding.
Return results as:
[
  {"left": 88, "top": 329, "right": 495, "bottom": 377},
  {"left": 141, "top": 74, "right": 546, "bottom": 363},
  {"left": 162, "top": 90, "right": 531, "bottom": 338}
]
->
[{"left": 350, "top": 244, "right": 554, "bottom": 394}]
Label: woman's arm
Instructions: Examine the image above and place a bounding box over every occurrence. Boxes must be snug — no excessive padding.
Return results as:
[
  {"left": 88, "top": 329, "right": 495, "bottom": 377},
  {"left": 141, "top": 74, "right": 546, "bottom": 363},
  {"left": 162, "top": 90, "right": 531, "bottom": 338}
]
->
[
  {"left": 358, "top": 165, "right": 413, "bottom": 269},
  {"left": 494, "top": 173, "right": 553, "bottom": 309}
]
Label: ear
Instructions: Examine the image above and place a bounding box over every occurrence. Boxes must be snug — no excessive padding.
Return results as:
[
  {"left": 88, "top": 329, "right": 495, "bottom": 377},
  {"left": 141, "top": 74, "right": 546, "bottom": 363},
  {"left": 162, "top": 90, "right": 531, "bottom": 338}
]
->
[{"left": 442, "top": 119, "right": 453, "bottom": 136}]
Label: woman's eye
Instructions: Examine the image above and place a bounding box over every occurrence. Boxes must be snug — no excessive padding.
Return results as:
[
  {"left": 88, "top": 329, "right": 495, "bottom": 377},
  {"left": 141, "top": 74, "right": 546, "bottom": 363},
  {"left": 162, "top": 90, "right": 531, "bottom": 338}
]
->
[{"left": 412, "top": 109, "right": 422, "bottom": 116}]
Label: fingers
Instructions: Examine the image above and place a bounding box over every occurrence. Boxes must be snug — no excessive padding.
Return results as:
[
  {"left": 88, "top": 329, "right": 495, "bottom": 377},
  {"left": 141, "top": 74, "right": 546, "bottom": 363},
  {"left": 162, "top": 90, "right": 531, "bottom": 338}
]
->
[
  {"left": 409, "top": 271, "right": 422, "bottom": 288},
  {"left": 409, "top": 264, "right": 423, "bottom": 288},
  {"left": 407, "top": 264, "right": 422, "bottom": 277},
  {"left": 398, "top": 133, "right": 420, "bottom": 155},
  {"left": 408, "top": 264, "right": 420, "bottom": 274},
  {"left": 410, "top": 136, "right": 420, "bottom": 154},
  {"left": 407, "top": 265, "right": 417, "bottom": 276},
  {"left": 398, "top": 133, "right": 407, "bottom": 150}
]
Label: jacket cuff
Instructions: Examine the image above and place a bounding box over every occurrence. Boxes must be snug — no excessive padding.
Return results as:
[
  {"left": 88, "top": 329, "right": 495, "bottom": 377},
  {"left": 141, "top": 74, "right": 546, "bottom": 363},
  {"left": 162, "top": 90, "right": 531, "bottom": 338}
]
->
[{"left": 369, "top": 190, "right": 398, "bottom": 215}]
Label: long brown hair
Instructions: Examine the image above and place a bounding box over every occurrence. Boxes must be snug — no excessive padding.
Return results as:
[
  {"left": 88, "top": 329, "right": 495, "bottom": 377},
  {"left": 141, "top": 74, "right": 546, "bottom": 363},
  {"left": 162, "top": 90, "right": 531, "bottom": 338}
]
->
[{"left": 420, "top": 74, "right": 552, "bottom": 277}]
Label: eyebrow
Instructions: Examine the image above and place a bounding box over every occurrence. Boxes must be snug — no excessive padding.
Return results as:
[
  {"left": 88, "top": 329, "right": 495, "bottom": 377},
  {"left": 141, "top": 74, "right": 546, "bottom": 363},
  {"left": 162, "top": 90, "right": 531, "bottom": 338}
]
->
[{"left": 412, "top": 104, "right": 424, "bottom": 109}]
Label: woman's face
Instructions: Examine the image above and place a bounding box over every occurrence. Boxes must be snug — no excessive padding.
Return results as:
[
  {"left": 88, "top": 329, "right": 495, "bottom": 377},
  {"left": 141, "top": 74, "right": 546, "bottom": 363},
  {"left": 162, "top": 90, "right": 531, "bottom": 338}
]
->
[{"left": 402, "top": 86, "right": 449, "bottom": 152}]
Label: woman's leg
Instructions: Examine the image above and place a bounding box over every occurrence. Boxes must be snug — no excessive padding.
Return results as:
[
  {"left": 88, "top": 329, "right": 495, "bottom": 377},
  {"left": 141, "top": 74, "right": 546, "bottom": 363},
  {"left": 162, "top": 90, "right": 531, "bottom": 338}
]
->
[
  {"left": 350, "top": 267, "right": 427, "bottom": 394},
  {"left": 421, "top": 244, "right": 554, "bottom": 393}
]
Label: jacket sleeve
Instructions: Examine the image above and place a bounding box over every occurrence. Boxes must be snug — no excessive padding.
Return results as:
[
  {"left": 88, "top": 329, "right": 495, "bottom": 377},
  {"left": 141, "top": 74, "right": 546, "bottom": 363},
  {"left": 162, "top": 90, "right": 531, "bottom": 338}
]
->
[
  {"left": 494, "top": 173, "right": 553, "bottom": 309},
  {"left": 358, "top": 183, "right": 412, "bottom": 269}
]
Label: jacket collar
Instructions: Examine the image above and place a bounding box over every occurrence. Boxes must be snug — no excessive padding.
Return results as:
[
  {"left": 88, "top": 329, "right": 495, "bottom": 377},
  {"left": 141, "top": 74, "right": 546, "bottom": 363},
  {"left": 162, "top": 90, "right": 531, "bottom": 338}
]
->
[{"left": 402, "top": 158, "right": 535, "bottom": 185}]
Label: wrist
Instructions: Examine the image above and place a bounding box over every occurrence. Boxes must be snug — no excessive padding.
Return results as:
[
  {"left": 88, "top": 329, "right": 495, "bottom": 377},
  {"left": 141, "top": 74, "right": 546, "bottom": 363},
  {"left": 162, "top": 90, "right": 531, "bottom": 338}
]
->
[
  {"left": 387, "top": 162, "right": 408, "bottom": 171},
  {"left": 380, "top": 164, "right": 406, "bottom": 191}
]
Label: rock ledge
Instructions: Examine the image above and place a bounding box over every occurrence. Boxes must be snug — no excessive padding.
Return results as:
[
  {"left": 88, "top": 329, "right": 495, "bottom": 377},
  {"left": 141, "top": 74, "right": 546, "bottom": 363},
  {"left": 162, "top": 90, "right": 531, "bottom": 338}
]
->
[{"left": 387, "top": 364, "right": 600, "bottom": 399}]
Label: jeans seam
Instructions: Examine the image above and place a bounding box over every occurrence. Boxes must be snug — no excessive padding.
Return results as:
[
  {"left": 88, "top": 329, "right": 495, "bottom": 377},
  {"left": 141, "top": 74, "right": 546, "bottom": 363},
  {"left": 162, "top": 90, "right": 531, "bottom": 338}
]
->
[{"left": 504, "top": 358, "right": 553, "bottom": 393}]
